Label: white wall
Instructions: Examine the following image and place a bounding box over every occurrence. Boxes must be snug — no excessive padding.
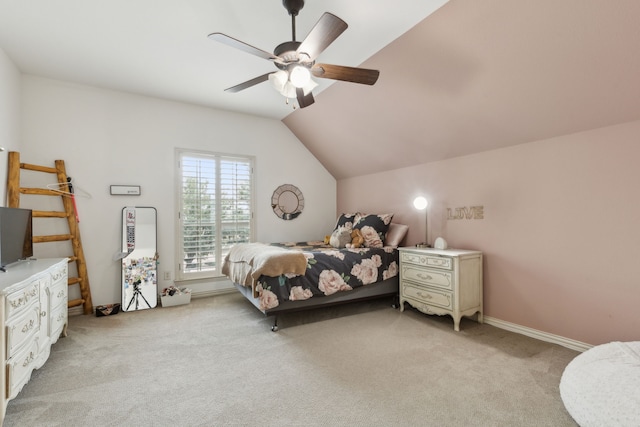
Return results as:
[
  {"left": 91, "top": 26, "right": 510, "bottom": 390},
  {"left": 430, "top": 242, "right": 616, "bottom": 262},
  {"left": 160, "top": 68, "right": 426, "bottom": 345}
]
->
[
  {"left": 20, "top": 75, "right": 336, "bottom": 306},
  {"left": 0, "top": 48, "right": 21, "bottom": 205}
]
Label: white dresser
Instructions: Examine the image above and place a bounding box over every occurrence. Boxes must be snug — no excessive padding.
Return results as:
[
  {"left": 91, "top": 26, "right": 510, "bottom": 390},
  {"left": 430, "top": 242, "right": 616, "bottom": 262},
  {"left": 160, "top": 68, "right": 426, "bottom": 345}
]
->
[
  {"left": 399, "top": 248, "right": 482, "bottom": 331},
  {"left": 0, "top": 258, "right": 68, "bottom": 425}
]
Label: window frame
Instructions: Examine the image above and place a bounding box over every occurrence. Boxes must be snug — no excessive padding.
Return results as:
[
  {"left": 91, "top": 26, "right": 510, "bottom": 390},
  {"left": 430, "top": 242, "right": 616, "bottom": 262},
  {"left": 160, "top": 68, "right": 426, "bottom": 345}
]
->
[{"left": 175, "top": 148, "right": 255, "bottom": 282}]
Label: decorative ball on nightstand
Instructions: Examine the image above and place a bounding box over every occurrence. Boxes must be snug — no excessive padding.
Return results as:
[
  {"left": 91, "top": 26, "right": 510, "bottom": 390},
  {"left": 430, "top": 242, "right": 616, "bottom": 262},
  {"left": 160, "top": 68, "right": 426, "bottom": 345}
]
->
[{"left": 434, "top": 237, "right": 448, "bottom": 250}]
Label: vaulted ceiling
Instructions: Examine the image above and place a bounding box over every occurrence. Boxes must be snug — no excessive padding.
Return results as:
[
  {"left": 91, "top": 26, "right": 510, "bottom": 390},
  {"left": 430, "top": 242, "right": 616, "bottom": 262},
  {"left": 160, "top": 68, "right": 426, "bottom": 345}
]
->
[
  {"left": 1, "top": 1, "right": 640, "bottom": 180},
  {"left": 284, "top": 0, "right": 640, "bottom": 178}
]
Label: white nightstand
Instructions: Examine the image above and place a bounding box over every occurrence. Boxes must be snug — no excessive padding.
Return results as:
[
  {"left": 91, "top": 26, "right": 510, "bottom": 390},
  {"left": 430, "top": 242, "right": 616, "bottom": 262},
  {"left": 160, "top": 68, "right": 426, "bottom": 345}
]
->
[{"left": 398, "top": 247, "right": 483, "bottom": 331}]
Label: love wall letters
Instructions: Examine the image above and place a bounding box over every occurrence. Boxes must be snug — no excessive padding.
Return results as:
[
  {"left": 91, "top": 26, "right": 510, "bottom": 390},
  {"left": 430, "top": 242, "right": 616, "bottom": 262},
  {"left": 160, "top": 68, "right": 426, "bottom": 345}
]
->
[{"left": 447, "top": 206, "right": 484, "bottom": 220}]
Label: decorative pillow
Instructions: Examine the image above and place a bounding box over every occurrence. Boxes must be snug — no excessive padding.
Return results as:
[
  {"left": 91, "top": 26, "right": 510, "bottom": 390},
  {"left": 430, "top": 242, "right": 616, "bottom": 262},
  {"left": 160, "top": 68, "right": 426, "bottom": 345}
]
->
[
  {"left": 385, "top": 223, "right": 409, "bottom": 247},
  {"left": 334, "top": 212, "right": 358, "bottom": 231},
  {"left": 353, "top": 213, "right": 394, "bottom": 248},
  {"left": 329, "top": 226, "right": 352, "bottom": 248}
]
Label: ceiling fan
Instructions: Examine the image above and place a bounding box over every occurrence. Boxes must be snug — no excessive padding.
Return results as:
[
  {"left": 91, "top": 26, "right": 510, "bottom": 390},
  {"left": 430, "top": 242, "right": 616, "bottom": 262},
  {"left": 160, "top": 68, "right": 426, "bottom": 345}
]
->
[{"left": 208, "top": 0, "right": 380, "bottom": 108}]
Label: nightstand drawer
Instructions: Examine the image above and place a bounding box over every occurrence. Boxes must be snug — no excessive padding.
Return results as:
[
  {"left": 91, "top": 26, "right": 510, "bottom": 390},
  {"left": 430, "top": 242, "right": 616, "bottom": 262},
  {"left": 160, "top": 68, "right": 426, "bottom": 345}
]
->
[
  {"left": 401, "top": 265, "right": 453, "bottom": 290},
  {"left": 401, "top": 282, "right": 453, "bottom": 310},
  {"left": 400, "top": 252, "right": 452, "bottom": 270}
]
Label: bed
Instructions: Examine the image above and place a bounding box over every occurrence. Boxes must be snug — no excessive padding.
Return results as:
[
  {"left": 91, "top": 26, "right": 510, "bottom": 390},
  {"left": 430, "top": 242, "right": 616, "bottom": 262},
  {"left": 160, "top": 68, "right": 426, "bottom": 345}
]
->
[{"left": 222, "top": 214, "right": 407, "bottom": 331}]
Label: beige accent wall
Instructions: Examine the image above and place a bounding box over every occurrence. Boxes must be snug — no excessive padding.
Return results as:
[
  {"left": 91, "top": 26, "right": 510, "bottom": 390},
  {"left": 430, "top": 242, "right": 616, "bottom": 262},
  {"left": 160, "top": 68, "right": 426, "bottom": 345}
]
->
[{"left": 338, "top": 120, "right": 640, "bottom": 346}]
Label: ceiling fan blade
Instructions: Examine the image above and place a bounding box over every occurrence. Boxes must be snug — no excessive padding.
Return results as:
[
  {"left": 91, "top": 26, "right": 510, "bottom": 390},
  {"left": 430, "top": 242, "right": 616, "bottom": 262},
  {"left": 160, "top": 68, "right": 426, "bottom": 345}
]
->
[
  {"left": 297, "top": 13, "right": 348, "bottom": 61},
  {"left": 311, "top": 63, "right": 380, "bottom": 85},
  {"left": 296, "top": 87, "right": 315, "bottom": 108},
  {"left": 208, "top": 33, "right": 279, "bottom": 61},
  {"left": 225, "top": 73, "right": 272, "bottom": 93}
]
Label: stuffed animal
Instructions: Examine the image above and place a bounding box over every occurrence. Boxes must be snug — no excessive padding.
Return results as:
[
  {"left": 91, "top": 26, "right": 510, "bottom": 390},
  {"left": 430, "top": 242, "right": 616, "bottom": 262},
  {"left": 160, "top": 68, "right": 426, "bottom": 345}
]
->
[
  {"left": 329, "top": 226, "right": 352, "bottom": 248},
  {"left": 346, "top": 228, "right": 364, "bottom": 249}
]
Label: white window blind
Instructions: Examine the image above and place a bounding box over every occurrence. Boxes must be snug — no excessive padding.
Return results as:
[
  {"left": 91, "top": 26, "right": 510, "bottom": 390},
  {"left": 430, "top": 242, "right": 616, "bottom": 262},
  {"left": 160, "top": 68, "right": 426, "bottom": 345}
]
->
[{"left": 176, "top": 150, "right": 253, "bottom": 281}]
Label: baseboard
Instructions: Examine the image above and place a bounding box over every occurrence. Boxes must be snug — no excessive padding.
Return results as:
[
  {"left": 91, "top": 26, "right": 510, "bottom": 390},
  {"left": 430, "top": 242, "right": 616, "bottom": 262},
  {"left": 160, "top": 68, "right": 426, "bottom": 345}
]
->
[
  {"left": 484, "top": 316, "right": 592, "bottom": 353},
  {"left": 68, "top": 306, "right": 84, "bottom": 317},
  {"left": 70, "top": 296, "right": 591, "bottom": 352}
]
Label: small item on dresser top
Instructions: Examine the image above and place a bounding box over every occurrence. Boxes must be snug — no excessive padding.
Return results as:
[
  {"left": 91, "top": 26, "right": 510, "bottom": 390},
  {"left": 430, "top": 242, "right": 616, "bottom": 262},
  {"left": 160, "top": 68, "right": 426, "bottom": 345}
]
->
[
  {"left": 434, "top": 237, "right": 448, "bottom": 250},
  {"left": 416, "top": 242, "right": 430, "bottom": 248}
]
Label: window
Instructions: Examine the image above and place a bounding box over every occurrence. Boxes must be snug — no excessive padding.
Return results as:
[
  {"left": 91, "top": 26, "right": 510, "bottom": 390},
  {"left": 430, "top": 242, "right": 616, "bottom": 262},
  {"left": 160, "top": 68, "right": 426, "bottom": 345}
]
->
[{"left": 176, "top": 149, "right": 253, "bottom": 281}]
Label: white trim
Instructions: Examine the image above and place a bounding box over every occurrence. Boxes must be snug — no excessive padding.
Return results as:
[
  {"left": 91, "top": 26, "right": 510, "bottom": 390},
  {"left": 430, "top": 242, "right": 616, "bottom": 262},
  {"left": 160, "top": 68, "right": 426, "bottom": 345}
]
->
[
  {"left": 174, "top": 148, "right": 255, "bottom": 282},
  {"left": 484, "top": 316, "right": 592, "bottom": 352}
]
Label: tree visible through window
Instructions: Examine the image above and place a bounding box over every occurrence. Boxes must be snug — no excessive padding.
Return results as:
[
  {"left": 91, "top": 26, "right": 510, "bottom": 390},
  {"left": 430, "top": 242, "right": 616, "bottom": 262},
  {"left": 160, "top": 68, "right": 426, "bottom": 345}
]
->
[{"left": 177, "top": 150, "right": 253, "bottom": 281}]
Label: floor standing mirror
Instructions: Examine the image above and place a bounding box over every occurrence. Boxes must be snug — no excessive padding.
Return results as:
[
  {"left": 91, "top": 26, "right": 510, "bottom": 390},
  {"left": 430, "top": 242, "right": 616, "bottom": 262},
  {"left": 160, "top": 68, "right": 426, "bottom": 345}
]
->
[{"left": 121, "top": 206, "right": 158, "bottom": 311}]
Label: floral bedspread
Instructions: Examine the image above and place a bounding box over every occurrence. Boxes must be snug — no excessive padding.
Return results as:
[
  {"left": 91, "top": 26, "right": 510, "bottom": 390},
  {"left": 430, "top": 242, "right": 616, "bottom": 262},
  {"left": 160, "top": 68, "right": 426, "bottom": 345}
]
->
[{"left": 255, "top": 240, "right": 398, "bottom": 311}]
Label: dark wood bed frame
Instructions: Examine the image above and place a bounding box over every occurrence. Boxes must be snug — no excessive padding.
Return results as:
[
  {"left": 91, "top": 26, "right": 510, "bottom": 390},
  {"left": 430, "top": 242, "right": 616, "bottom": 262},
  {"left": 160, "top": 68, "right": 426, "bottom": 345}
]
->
[{"left": 234, "top": 277, "right": 399, "bottom": 331}]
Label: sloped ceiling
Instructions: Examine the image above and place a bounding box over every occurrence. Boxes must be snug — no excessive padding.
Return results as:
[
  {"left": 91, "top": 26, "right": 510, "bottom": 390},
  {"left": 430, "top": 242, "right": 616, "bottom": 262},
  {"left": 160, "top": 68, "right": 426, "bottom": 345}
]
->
[
  {"left": 283, "top": 0, "right": 640, "bottom": 179},
  {"left": 0, "top": 0, "right": 447, "bottom": 120}
]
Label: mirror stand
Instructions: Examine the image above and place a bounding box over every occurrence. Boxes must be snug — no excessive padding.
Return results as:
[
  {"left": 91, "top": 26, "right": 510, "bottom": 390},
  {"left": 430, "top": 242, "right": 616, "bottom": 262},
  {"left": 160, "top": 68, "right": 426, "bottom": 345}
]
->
[{"left": 121, "top": 207, "right": 158, "bottom": 311}]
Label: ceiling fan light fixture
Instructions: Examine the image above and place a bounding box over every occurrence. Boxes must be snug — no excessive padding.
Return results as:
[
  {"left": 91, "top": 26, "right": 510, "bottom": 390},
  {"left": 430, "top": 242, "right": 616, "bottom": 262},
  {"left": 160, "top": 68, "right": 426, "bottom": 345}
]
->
[
  {"left": 210, "top": 7, "right": 378, "bottom": 109},
  {"left": 269, "top": 70, "right": 296, "bottom": 98},
  {"left": 269, "top": 69, "right": 317, "bottom": 99},
  {"left": 289, "top": 65, "right": 311, "bottom": 88},
  {"left": 301, "top": 78, "right": 317, "bottom": 96}
]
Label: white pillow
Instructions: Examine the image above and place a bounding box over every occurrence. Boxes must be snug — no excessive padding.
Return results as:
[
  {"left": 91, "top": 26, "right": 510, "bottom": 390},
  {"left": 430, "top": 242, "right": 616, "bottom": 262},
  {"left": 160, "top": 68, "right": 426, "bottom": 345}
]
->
[{"left": 385, "top": 223, "right": 409, "bottom": 247}]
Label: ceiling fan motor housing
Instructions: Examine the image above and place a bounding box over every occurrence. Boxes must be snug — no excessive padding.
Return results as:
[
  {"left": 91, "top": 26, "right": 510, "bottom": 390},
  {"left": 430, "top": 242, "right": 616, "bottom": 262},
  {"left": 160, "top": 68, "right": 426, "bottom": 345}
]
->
[
  {"left": 273, "top": 41, "right": 313, "bottom": 69},
  {"left": 283, "top": 0, "right": 305, "bottom": 16}
]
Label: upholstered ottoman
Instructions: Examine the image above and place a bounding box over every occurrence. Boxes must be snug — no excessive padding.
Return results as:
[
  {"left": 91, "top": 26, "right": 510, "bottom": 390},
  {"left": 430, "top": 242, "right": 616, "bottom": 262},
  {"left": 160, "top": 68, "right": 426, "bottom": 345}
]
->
[{"left": 560, "top": 341, "right": 640, "bottom": 426}]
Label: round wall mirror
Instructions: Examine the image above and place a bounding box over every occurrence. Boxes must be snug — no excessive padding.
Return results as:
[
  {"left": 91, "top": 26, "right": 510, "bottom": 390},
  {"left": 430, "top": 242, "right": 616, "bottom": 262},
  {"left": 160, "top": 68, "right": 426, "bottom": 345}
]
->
[{"left": 271, "top": 184, "right": 304, "bottom": 220}]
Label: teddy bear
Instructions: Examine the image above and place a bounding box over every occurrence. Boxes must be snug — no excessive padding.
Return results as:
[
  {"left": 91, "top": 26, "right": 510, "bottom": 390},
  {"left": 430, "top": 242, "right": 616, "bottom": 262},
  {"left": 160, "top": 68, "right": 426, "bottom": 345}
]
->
[
  {"left": 346, "top": 228, "right": 364, "bottom": 249},
  {"left": 329, "top": 226, "right": 352, "bottom": 248}
]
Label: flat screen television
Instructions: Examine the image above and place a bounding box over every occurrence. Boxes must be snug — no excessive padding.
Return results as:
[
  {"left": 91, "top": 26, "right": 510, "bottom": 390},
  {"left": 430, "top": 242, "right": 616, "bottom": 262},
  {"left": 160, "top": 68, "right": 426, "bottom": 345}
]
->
[{"left": 0, "top": 206, "right": 34, "bottom": 271}]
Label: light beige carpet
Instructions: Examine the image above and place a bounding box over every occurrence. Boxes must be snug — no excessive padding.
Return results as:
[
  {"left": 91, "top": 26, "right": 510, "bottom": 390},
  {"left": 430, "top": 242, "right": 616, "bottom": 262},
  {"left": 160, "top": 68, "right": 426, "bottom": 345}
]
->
[{"left": 4, "top": 292, "right": 579, "bottom": 426}]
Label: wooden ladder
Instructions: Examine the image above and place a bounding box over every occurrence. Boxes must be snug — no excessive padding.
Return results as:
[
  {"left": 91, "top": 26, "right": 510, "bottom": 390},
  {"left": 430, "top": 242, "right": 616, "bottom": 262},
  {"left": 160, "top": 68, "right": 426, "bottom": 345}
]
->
[{"left": 6, "top": 151, "right": 93, "bottom": 314}]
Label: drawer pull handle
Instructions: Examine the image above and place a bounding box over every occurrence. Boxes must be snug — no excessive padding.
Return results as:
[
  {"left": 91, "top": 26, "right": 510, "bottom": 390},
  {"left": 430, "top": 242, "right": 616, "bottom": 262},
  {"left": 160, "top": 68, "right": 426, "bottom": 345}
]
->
[
  {"left": 417, "top": 292, "right": 433, "bottom": 300},
  {"left": 21, "top": 319, "right": 35, "bottom": 333},
  {"left": 23, "top": 351, "right": 35, "bottom": 367},
  {"left": 417, "top": 273, "right": 433, "bottom": 281},
  {"left": 10, "top": 288, "right": 38, "bottom": 309},
  {"left": 10, "top": 299, "right": 25, "bottom": 309}
]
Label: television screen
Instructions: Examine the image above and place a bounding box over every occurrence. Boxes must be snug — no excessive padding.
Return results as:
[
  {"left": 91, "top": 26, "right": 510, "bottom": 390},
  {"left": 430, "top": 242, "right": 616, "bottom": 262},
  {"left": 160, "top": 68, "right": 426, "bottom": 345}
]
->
[{"left": 0, "top": 206, "right": 33, "bottom": 270}]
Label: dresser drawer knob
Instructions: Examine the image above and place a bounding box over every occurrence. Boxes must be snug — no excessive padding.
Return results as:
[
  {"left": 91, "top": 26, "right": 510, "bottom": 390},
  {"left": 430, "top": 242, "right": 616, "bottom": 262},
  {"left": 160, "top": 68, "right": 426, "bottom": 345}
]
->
[{"left": 417, "top": 273, "right": 433, "bottom": 281}]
